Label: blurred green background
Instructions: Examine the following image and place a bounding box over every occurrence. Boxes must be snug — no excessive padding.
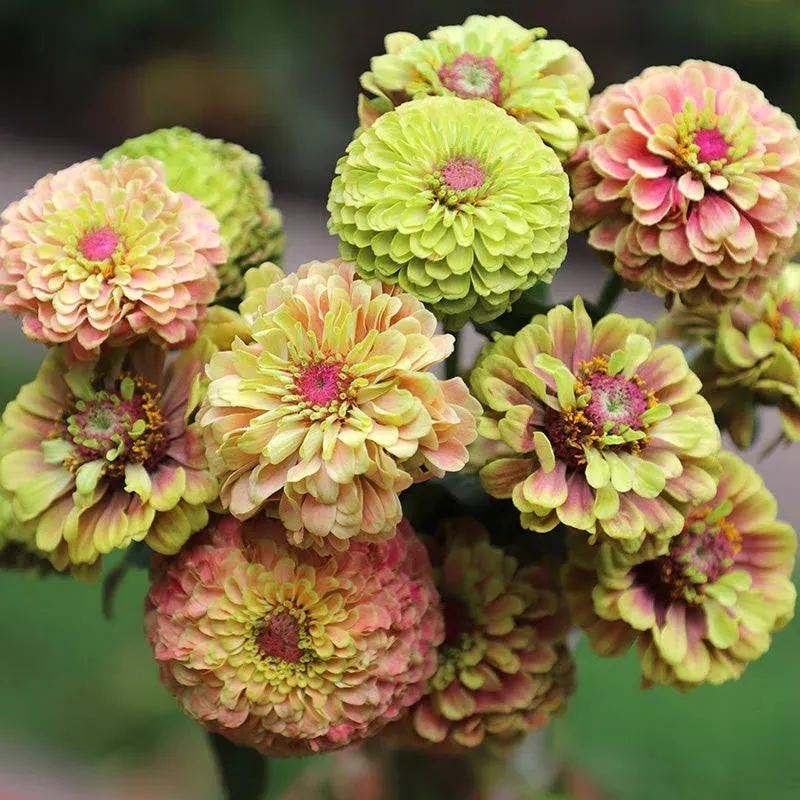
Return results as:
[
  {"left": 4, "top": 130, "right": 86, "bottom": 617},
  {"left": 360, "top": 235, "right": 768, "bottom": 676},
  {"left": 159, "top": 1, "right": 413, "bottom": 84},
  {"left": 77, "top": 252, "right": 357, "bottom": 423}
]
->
[{"left": 1, "top": 1, "right": 800, "bottom": 798}]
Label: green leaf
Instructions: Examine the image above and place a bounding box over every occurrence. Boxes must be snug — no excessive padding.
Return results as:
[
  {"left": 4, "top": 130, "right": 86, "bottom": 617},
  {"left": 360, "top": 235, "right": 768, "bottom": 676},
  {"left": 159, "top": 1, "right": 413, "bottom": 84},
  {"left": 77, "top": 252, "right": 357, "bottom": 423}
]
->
[{"left": 209, "top": 732, "right": 269, "bottom": 800}]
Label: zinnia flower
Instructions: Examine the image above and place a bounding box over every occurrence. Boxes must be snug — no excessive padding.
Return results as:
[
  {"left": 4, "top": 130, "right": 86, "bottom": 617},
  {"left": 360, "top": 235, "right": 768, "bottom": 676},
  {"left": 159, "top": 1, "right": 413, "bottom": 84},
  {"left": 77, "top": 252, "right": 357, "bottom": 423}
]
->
[
  {"left": 570, "top": 60, "right": 800, "bottom": 306},
  {"left": 105, "top": 128, "right": 284, "bottom": 302},
  {"left": 404, "top": 518, "right": 574, "bottom": 750},
  {"left": 661, "top": 262, "right": 800, "bottom": 448},
  {"left": 471, "top": 298, "right": 721, "bottom": 548},
  {"left": 0, "top": 158, "right": 225, "bottom": 362},
  {"left": 0, "top": 339, "right": 218, "bottom": 577},
  {"left": 328, "top": 96, "right": 571, "bottom": 329},
  {"left": 358, "top": 15, "right": 593, "bottom": 160},
  {"left": 563, "top": 451, "right": 797, "bottom": 689},
  {"left": 145, "top": 515, "right": 444, "bottom": 756},
  {"left": 197, "top": 259, "right": 481, "bottom": 552}
]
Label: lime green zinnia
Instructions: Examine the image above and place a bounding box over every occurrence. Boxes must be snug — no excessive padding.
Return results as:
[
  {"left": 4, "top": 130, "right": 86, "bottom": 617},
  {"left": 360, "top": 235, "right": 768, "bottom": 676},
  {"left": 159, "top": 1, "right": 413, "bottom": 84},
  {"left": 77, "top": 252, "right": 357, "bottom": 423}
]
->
[
  {"left": 105, "top": 127, "right": 284, "bottom": 302},
  {"left": 359, "top": 15, "right": 593, "bottom": 160},
  {"left": 660, "top": 263, "right": 800, "bottom": 448},
  {"left": 471, "top": 298, "right": 721, "bottom": 549},
  {"left": 328, "top": 96, "right": 571, "bottom": 329},
  {"left": 564, "top": 451, "right": 797, "bottom": 689}
]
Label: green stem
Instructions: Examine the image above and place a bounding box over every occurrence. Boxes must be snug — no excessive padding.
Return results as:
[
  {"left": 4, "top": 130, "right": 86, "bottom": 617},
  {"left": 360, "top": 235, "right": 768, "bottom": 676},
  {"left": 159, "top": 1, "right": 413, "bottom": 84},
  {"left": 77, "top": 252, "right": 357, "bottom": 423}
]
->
[
  {"left": 590, "top": 273, "right": 625, "bottom": 320},
  {"left": 445, "top": 330, "right": 461, "bottom": 379}
]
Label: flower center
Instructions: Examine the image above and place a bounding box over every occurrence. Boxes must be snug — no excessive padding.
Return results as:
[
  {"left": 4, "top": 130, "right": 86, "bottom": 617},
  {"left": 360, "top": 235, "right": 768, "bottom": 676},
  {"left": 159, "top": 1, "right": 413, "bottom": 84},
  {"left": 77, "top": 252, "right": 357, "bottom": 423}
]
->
[
  {"left": 442, "top": 597, "right": 474, "bottom": 648},
  {"left": 296, "top": 360, "right": 348, "bottom": 408},
  {"left": 428, "top": 156, "right": 489, "bottom": 207},
  {"left": 438, "top": 53, "right": 503, "bottom": 103},
  {"left": 78, "top": 226, "right": 121, "bottom": 262},
  {"left": 545, "top": 357, "right": 656, "bottom": 469},
  {"left": 693, "top": 127, "right": 729, "bottom": 163},
  {"left": 255, "top": 610, "right": 303, "bottom": 663},
  {"left": 61, "top": 373, "right": 168, "bottom": 479},
  {"left": 440, "top": 157, "right": 486, "bottom": 192},
  {"left": 635, "top": 503, "right": 742, "bottom": 604},
  {"left": 583, "top": 372, "right": 649, "bottom": 433}
]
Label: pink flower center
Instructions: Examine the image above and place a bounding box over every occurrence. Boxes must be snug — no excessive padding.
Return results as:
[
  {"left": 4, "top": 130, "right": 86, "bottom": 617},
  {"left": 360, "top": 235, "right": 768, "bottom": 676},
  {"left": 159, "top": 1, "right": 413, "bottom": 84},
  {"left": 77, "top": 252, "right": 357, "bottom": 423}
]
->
[
  {"left": 544, "top": 359, "right": 656, "bottom": 471},
  {"left": 693, "top": 127, "right": 729, "bottom": 163},
  {"left": 635, "top": 510, "right": 742, "bottom": 606},
  {"left": 61, "top": 374, "right": 168, "bottom": 479},
  {"left": 256, "top": 611, "right": 303, "bottom": 663},
  {"left": 78, "top": 226, "right": 121, "bottom": 261},
  {"left": 583, "top": 373, "right": 649, "bottom": 435},
  {"left": 440, "top": 157, "right": 486, "bottom": 192},
  {"left": 297, "top": 362, "right": 345, "bottom": 407},
  {"left": 438, "top": 53, "right": 503, "bottom": 104}
]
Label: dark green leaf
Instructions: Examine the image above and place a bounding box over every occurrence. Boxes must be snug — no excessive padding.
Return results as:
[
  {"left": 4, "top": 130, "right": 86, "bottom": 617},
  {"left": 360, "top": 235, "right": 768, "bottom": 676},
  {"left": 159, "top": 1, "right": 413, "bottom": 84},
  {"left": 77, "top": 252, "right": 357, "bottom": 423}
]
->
[{"left": 208, "top": 732, "right": 269, "bottom": 800}]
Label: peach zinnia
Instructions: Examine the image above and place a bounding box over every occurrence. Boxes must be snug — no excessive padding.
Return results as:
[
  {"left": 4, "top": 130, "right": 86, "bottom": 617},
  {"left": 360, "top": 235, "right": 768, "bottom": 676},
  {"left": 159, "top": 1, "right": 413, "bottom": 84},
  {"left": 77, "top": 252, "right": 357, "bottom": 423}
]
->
[
  {"left": 145, "top": 515, "right": 444, "bottom": 755},
  {"left": 570, "top": 60, "right": 800, "bottom": 305},
  {"left": 0, "top": 158, "right": 225, "bottom": 361},
  {"left": 198, "top": 259, "right": 481, "bottom": 552}
]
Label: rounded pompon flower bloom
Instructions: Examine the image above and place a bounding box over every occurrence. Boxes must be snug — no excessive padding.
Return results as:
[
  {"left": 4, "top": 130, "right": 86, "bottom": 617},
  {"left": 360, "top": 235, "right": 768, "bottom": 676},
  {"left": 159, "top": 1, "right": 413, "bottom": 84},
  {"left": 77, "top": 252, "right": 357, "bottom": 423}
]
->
[
  {"left": 0, "top": 339, "right": 218, "bottom": 577},
  {"left": 563, "top": 451, "right": 797, "bottom": 689},
  {"left": 402, "top": 518, "right": 574, "bottom": 751},
  {"left": 197, "top": 259, "right": 481, "bottom": 552},
  {"left": 660, "top": 263, "right": 800, "bottom": 448},
  {"left": 105, "top": 127, "right": 284, "bottom": 303},
  {"left": 569, "top": 60, "right": 800, "bottom": 306},
  {"left": 0, "top": 157, "right": 224, "bottom": 362},
  {"left": 471, "top": 298, "right": 721, "bottom": 549},
  {"left": 144, "top": 515, "right": 444, "bottom": 756},
  {"left": 328, "top": 96, "right": 571, "bottom": 329},
  {"left": 358, "top": 15, "right": 593, "bottom": 160}
]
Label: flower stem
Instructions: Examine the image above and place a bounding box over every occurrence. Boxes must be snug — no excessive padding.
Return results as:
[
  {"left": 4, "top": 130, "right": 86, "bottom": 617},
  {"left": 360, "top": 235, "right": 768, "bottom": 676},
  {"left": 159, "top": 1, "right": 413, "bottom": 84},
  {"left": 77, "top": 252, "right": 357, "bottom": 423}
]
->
[
  {"left": 445, "top": 330, "right": 461, "bottom": 380},
  {"left": 589, "top": 272, "right": 625, "bottom": 320}
]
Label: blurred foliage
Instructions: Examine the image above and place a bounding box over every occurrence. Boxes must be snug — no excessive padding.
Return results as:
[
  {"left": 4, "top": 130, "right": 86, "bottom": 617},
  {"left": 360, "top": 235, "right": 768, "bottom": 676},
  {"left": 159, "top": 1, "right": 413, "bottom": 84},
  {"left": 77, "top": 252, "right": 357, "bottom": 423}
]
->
[{"left": 1, "top": 1, "right": 798, "bottom": 193}]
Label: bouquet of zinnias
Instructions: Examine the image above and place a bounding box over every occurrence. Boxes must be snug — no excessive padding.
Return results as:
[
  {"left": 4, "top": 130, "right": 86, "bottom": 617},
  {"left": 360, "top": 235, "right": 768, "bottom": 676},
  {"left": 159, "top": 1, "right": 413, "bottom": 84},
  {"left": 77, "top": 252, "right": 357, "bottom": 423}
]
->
[{"left": 0, "top": 14, "right": 797, "bottom": 799}]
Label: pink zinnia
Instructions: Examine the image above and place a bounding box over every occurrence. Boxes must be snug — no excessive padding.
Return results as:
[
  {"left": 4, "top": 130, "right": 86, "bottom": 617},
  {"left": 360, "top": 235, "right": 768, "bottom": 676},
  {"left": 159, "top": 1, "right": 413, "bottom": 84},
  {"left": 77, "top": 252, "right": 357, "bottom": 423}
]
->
[
  {"left": 570, "top": 60, "right": 800, "bottom": 305},
  {"left": 0, "top": 158, "right": 225, "bottom": 361},
  {"left": 145, "top": 516, "right": 444, "bottom": 755}
]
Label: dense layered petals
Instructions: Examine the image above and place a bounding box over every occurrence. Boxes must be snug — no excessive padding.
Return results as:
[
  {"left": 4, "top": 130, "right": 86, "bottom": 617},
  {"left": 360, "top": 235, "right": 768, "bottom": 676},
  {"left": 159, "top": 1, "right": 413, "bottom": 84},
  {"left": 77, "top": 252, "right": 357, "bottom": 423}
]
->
[
  {"left": 145, "top": 515, "right": 444, "bottom": 755},
  {"left": 661, "top": 263, "right": 800, "bottom": 447},
  {"left": 564, "top": 452, "right": 796, "bottom": 689},
  {"left": 402, "top": 519, "right": 574, "bottom": 751},
  {"left": 197, "top": 259, "right": 481, "bottom": 551},
  {"left": 328, "top": 96, "right": 571, "bottom": 329},
  {"left": 358, "top": 15, "right": 593, "bottom": 159},
  {"left": 569, "top": 60, "right": 800, "bottom": 305},
  {"left": 471, "top": 298, "right": 721, "bottom": 548},
  {"left": 105, "top": 128, "right": 284, "bottom": 302},
  {"left": 0, "top": 339, "right": 218, "bottom": 576},
  {"left": 0, "top": 158, "right": 225, "bottom": 361}
]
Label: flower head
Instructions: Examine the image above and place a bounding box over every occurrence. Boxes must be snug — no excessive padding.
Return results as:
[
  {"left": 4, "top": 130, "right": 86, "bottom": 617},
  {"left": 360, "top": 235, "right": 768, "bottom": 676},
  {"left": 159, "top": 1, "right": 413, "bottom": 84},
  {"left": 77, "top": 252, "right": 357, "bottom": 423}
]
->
[
  {"left": 105, "top": 128, "right": 284, "bottom": 302},
  {"left": 198, "top": 259, "right": 480, "bottom": 552},
  {"left": 145, "top": 515, "right": 444, "bottom": 756},
  {"left": 328, "top": 96, "right": 571, "bottom": 329},
  {"left": 471, "top": 298, "right": 720, "bottom": 548},
  {"left": 570, "top": 60, "right": 800, "bottom": 306},
  {"left": 359, "top": 15, "right": 593, "bottom": 159},
  {"left": 564, "top": 451, "right": 797, "bottom": 689},
  {"left": 661, "top": 263, "right": 800, "bottom": 447},
  {"left": 0, "top": 158, "right": 225, "bottom": 362},
  {"left": 0, "top": 340, "right": 218, "bottom": 577},
  {"left": 404, "top": 519, "right": 574, "bottom": 750}
]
